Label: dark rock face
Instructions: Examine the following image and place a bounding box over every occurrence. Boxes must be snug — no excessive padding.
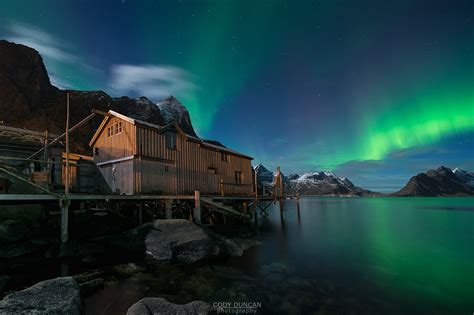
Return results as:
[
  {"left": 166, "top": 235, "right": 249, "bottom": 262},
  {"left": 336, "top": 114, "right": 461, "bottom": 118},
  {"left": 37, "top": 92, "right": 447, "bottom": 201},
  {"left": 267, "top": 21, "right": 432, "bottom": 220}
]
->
[
  {"left": 0, "top": 40, "right": 56, "bottom": 120},
  {"left": 0, "top": 277, "right": 82, "bottom": 314},
  {"left": 393, "top": 166, "right": 474, "bottom": 196},
  {"left": 127, "top": 297, "right": 209, "bottom": 315},
  {"left": 0, "top": 40, "right": 198, "bottom": 154}
]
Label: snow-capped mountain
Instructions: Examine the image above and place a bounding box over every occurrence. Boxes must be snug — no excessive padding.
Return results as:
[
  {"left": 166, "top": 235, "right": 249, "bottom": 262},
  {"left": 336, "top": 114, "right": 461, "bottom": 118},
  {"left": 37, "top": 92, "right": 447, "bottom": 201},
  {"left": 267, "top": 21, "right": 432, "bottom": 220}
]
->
[
  {"left": 157, "top": 95, "right": 197, "bottom": 137},
  {"left": 254, "top": 164, "right": 377, "bottom": 196},
  {"left": 286, "top": 171, "right": 376, "bottom": 196},
  {"left": 393, "top": 166, "right": 474, "bottom": 196},
  {"left": 452, "top": 168, "right": 474, "bottom": 187}
]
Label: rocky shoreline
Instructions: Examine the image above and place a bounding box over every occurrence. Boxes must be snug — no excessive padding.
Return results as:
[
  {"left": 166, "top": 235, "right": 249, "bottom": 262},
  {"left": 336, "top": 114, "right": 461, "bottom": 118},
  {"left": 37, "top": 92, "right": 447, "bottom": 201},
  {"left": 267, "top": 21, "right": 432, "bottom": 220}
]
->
[{"left": 0, "top": 218, "right": 259, "bottom": 314}]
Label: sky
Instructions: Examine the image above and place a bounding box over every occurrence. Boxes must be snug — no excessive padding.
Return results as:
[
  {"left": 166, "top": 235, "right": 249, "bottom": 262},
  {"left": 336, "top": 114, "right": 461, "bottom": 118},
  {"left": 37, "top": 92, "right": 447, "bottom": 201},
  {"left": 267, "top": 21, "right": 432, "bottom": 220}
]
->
[{"left": 0, "top": 0, "right": 473, "bottom": 192}]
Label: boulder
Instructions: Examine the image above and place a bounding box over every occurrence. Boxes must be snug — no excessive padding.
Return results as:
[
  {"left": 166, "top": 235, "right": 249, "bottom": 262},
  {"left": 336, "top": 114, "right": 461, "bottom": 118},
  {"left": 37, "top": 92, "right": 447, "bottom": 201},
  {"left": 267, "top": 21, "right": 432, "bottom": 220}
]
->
[
  {"left": 127, "top": 297, "right": 208, "bottom": 315},
  {"left": 0, "top": 277, "right": 82, "bottom": 314},
  {"left": 106, "top": 219, "right": 259, "bottom": 264},
  {"left": 145, "top": 219, "right": 217, "bottom": 263}
]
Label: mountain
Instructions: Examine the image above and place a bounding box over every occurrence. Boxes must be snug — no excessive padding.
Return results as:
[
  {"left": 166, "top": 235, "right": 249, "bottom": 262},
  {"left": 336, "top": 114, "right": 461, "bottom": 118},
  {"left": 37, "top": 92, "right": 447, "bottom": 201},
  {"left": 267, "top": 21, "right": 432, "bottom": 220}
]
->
[
  {"left": 157, "top": 96, "right": 197, "bottom": 137},
  {"left": 254, "top": 164, "right": 377, "bottom": 196},
  {"left": 286, "top": 170, "right": 378, "bottom": 196},
  {"left": 0, "top": 40, "right": 198, "bottom": 153},
  {"left": 392, "top": 166, "right": 474, "bottom": 196}
]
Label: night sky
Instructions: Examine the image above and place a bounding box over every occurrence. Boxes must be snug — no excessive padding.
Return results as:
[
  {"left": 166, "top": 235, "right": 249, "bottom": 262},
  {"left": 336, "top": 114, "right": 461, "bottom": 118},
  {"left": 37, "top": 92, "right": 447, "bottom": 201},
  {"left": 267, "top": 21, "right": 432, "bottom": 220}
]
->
[{"left": 1, "top": 0, "right": 473, "bottom": 192}]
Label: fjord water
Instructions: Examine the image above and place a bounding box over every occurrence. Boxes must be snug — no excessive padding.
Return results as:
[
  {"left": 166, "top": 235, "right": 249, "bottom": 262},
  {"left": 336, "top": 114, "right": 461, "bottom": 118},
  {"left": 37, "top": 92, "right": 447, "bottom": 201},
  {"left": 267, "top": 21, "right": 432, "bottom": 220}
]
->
[
  {"left": 87, "top": 197, "right": 474, "bottom": 314},
  {"left": 252, "top": 197, "right": 474, "bottom": 314}
]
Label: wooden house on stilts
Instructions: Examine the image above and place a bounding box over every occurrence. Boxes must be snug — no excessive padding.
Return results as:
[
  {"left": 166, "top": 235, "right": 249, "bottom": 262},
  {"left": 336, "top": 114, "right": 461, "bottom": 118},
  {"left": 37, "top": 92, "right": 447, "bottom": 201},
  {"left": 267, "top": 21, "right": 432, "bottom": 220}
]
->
[{"left": 89, "top": 110, "right": 254, "bottom": 196}]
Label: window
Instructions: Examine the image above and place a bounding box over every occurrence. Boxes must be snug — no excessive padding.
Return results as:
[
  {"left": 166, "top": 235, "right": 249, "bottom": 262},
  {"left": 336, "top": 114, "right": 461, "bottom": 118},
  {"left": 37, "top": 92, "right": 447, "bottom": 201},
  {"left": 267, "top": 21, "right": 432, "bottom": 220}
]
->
[
  {"left": 235, "top": 171, "right": 243, "bottom": 184},
  {"left": 108, "top": 122, "right": 123, "bottom": 137},
  {"left": 221, "top": 152, "right": 229, "bottom": 162},
  {"left": 164, "top": 166, "right": 169, "bottom": 172},
  {"left": 165, "top": 131, "right": 177, "bottom": 149}
]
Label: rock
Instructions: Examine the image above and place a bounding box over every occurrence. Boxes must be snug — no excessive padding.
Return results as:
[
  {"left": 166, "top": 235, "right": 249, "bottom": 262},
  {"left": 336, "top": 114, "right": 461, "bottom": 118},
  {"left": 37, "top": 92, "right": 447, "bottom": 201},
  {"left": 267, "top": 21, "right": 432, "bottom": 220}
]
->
[
  {"left": 72, "top": 270, "right": 104, "bottom": 283},
  {"left": 113, "top": 263, "right": 145, "bottom": 277},
  {"left": 107, "top": 219, "right": 259, "bottom": 264},
  {"left": 145, "top": 220, "right": 218, "bottom": 263},
  {"left": 0, "top": 277, "right": 82, "bottom": 314},
  {"left": 127, "top": 297, "right": 209, "bottom": 315},
  {"left": 207, "top": 231, "right": 260, "bottom": 257},
  {"left": 78, "top": 278, "right": 104, "bottom": 296},
  {"left": 0, "top": 220, "right": 28, "bottom": 244}
]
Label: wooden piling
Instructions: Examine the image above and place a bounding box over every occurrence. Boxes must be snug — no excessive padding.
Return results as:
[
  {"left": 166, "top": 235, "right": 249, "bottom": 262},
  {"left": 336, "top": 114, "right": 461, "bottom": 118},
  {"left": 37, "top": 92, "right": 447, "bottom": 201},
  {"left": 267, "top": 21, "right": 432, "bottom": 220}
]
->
[
  {"left": 194, "top": 191, "right": 201, "bottom": 224},
  {"left": 60, "top": 198, "right": 69, "bottom": 242},
  {"left": 62, "top": 93, "right": 70, "bottom": 243},
  {"left": 165, "top": 199, "right": 172, "bottom": 219},
  {"left": 254, "top": 170, "right": 259, "bottom": 232},
  {"left": 138, "top": 202, "right": 143, "bottom": 224}
]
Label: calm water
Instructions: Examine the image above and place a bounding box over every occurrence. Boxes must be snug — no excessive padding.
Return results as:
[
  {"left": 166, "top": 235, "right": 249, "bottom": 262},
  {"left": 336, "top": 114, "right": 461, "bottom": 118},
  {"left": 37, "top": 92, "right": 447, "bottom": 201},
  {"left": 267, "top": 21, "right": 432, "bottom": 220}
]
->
[{"left": 86, "top": 197, "right": 474, "bottom": 314}]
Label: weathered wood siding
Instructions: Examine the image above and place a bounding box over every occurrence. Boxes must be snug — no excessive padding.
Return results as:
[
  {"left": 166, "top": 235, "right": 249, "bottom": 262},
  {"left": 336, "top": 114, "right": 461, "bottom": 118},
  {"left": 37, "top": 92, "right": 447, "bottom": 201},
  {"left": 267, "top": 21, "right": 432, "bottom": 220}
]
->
[
  {"left": 92, "top": 117, "right": 253, "bottom": 196},
  {"left": 93, "top": 117, "right": 136, "bottom": 164},
  {"left": 174, "top": 135, "right": 253, "bottom": 195},
  {"left": 135, "top": 157, "right": 177, "bottom": 194},
  {"left": 97, "top": 160, "right": 134, "bottom": 195},
  {"left": 136, "top": 126, "right": 177, "bottom": 162}
]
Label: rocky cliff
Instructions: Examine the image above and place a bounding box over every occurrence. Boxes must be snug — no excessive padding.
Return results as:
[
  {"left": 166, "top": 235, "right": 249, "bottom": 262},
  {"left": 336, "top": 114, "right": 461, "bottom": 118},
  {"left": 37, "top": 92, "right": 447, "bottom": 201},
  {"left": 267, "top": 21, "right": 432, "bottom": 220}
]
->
[{"left": 0, "top": 40, "right": 198, "bottom": 153}]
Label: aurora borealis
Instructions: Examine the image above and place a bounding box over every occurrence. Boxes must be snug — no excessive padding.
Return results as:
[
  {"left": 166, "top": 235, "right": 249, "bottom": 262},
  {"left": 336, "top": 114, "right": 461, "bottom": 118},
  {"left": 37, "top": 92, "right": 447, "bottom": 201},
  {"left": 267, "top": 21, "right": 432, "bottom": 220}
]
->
[{"left": 1, "top": 0, "right": 473, "bottom": 191}]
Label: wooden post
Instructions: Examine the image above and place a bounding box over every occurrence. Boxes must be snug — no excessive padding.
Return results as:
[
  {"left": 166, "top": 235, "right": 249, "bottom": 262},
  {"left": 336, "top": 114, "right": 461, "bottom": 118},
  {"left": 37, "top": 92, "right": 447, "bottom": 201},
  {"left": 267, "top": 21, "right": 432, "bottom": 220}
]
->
[
  {"left": 194, "top": 191, "right": 201, "bottom": 224},
  {"left": 220, "top": 179, "right": 224, "bottom": 196},
  {"left": 138, "top": 202, "right": 143, "bottom": 224},
  {"left": 61, "top": 92, "right": 70, "bottom": 243},
  {"left": 165, "top": 199, "right": 172, "bottom": 219},
  {"left": 60, "top": 198, "right": 69, "bottom": 242},
  {"left": 254, "top": 170, "right": 259, "bottom": 232},
  {"left": 43, "top": 129, "right": 49, "bottom": 172}
]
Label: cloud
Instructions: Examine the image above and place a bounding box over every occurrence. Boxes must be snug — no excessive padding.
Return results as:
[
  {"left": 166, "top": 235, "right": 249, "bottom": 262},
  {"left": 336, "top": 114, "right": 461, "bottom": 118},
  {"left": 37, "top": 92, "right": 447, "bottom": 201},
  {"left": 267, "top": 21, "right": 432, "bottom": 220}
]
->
[
  {"left": 109, "top": 64, "right": 197, "bottom": 100},
  {"left": 5, "top": 21, "right": 77, "bottom": 63},
  {"left": 2, "top": 20, "right": 100, "bottom": 89}
]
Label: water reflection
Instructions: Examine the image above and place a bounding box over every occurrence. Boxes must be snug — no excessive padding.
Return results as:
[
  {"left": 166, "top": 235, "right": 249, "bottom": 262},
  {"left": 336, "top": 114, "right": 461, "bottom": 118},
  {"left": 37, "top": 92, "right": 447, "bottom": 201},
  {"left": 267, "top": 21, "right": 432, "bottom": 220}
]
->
[{"left": 86, "top": 197, "right": 474, "bottom": 315}]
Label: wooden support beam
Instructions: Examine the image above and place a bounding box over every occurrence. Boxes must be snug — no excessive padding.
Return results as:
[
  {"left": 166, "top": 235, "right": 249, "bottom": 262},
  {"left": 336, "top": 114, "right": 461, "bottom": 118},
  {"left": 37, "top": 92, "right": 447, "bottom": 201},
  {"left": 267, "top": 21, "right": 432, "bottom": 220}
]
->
[
  {"left": 27, "top": 108, "right": 105, "bottom": 160},
  {"left": 60, "top": 198, "right": 69, "bottom": 242},
  {"left": 165, "top": 199, "right": 172, "bottom": 219},
  {"left": 138, "top": 202, "right": 143, "bottom": 224},
  {"left": 194, "top": 191, "right": 201, "bottom": 224}
]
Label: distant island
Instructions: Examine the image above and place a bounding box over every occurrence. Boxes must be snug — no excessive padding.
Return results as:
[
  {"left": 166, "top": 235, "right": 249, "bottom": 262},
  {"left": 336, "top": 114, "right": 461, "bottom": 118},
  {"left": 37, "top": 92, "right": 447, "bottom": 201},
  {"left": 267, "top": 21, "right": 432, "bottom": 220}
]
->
[{"left": 391, "top": 166, "right": 474, "bottom": 197}]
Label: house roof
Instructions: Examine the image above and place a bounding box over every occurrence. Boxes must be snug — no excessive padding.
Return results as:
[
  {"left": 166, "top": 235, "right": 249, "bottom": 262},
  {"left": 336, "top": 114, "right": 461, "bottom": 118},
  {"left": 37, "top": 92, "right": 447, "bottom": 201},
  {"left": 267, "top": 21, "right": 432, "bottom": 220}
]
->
[{"left": 89, "top": 110, "right": 253, "bottom": 160}]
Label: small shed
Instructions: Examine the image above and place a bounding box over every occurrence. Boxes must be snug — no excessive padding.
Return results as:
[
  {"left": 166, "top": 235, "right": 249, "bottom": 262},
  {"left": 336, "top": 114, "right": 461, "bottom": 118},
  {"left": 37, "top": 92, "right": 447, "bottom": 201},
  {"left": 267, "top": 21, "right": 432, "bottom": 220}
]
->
[
  {"left": 0, "top": 125, "right": 63, "bottom": 192},
  {"left": 89, "top": 110, "right": 254, "bottom": 195}
]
